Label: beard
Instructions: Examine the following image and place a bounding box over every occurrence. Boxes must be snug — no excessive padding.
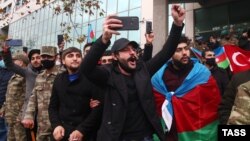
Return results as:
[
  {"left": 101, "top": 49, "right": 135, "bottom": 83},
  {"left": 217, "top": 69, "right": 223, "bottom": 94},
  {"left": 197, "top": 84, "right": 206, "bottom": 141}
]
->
[
  {"left": 118, "top": 56, "right": 137, "bottom": 74},
  {"left": 172, "top": 57, "right": 191, "bottom": 70}
]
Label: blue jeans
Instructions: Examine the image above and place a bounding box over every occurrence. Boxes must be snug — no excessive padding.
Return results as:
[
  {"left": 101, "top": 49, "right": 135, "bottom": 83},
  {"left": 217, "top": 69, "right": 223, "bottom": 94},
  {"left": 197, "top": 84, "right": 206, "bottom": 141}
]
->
[{"left": 0, "top": 117, "right": 7, "bottom": 141}]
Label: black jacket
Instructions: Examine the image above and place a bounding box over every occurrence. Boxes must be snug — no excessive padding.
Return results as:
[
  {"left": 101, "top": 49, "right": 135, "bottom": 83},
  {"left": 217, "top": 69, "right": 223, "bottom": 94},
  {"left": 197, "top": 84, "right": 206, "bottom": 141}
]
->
[
  {"left": 0, "top": 68, "right": 13, "bottom": 108},
  {"left": 210, "top": 65, "right": 229, "bottom": 95},
  {"left": 80, "top": 23, "right": 183, "bottom": 141},
  {"left": 48, "top": 72, "right": 103, "bottom": 141},
  {"left": 218, "top": 70, "right": 250, "bottom": 124}
]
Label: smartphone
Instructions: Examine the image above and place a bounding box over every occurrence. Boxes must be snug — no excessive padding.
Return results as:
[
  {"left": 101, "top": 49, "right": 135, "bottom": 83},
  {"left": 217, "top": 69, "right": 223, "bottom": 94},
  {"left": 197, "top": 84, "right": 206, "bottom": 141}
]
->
[
  {"left": 112, "top": 16, "right": 139, "bottom": 30},
  {"left": 57, "top": 34, "right": 64, "bottom": 45},
  {"left": 146, "top": 21, "right": 152, "bottom": 34},
  {"left": 6, "top": 39, "right": 23, "bottom": 46}
]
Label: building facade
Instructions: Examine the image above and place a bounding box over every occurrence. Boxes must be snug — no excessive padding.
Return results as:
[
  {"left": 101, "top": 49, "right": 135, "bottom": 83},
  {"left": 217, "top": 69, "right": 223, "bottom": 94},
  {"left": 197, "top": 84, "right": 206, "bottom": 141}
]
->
[{"left": 1, "top": 0, "right": 249, "bottom": 53}]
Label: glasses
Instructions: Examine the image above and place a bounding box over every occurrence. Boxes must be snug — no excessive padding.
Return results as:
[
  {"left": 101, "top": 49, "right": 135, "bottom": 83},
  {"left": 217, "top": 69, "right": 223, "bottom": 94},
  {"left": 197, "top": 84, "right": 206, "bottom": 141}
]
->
[{"left": 101, "top": 58, "right": 113, "bottom": 64}]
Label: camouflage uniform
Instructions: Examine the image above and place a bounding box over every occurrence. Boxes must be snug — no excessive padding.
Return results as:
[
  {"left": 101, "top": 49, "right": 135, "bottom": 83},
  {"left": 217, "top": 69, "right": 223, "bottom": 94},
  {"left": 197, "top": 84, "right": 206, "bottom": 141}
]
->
[
  {"left": 227, "top": 80, "right": 250, "bottom": 125},
  {"left": 24, "top": 66, "right": 60, "bottom": 141},
  {"left": 1, "top": 74, "right": 27, "bottom": 141},
  {"left": 23, "top": 46, "right": 59, "bottom": 141}
]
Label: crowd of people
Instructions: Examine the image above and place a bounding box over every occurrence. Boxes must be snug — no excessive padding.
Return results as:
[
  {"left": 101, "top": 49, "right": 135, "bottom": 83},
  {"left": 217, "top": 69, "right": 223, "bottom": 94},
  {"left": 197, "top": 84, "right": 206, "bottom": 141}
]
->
[{"left": 0, "top": 4, "right": 250, "bottom": 141}]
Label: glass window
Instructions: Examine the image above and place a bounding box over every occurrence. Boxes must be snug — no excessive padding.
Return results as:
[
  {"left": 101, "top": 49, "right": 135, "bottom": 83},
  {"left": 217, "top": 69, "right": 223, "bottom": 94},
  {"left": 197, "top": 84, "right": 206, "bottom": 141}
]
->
[
  {"left": 97, "top": 0, "right": 107, "bottom": 18},
  {"left": 129, "top": 0, "right": 141, "bottom": 9},
  {"left": 43, "top": 6, "right": 49, "bottom": 20},
  {"left": 118, "top": 11, "right": 128, "bottom": 16},
  {"left": 118, "top": 0, "right": 128, "bottom": 12},
  {"left": 96, "top": 18, "right": 104, "bottom": 32},
  {"left": 117, "top": 31, "right": 128, "bottom": 38},
  {"left": 56, "top": 13, "right": 63, "bottom": 32},
  {"left": 107, "top": 0, "right": 117, "bottom": 14},
  {"left": 128, "top": 30, "right": 140, "bottom": 43},
  {"left": 129, "top": 8, "right": 140, "bottom": 17}
]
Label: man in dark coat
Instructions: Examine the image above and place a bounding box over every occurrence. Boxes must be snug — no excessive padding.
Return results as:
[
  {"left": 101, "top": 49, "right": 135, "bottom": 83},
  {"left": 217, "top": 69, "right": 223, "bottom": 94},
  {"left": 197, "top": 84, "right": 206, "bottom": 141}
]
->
[
  {"left": 49, "top": 47, "right": 102, "bottom": 141},
  {"left": 80, "top": 4, "right": 185, "bottom": 141},
  {"left": 0, "top": 57, "right": 13, "bottom": 141},
  {"left": 201, "top": 49, "right": 230, "bottom": 95}
]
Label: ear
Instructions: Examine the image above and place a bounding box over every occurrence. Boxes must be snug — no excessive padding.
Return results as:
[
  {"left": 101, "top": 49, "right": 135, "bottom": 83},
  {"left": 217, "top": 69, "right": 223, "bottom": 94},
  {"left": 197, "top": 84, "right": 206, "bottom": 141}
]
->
[
  {"left": 62, "top": 59, "right": 66, "bottom": 65},
  {"left": 112, "top": 53, "right": 118, "bottom": 61}
]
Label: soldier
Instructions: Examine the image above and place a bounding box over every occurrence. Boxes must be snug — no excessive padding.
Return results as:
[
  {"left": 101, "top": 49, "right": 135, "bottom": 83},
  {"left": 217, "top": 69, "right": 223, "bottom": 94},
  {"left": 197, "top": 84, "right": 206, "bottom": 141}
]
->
[
  {"left": 1, "top": 43, "right": 43, "bottom": 141},
  {"left": 1, "top": 53, "right": 29, "bottom": 141},
  {"left": 22, "top": 46, "right": 59, "bottom": 141}
]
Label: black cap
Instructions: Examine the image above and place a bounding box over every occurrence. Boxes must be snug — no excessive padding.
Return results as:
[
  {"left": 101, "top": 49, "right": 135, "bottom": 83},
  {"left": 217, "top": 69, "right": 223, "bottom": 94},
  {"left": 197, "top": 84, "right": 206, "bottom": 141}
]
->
[
  {"left": 111, "top": 38, "right": 139, "bottom": 53},
  {"left": 28, "top": 49, "right": 40, "bottom": 61}
]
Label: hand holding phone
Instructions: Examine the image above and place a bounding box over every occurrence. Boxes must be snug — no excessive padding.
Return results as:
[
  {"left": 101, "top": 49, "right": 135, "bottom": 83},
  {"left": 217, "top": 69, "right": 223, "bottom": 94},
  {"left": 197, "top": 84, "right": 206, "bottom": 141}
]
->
[
  {"left": 146, "top": 21, "right": 152, "bottom": 34},
  {"left": 111, "top": 16, "right": 139, "bottom": 30},
  {"left": 6, "top": 39, "right": 23, "bottom": 46}
]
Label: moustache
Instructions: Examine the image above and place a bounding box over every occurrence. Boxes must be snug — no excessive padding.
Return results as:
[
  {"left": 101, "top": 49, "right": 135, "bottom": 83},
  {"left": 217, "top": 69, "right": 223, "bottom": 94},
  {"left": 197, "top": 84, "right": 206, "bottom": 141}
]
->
[{"left": 127, "top": 56, "right": 138, "bottom": 62}]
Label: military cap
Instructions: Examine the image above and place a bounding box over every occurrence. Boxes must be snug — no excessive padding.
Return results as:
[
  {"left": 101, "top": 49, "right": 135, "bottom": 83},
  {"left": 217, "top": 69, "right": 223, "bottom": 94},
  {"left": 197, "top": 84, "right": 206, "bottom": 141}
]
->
[
  {"left": 12, "top": 53, "right": 29, "bottom": 65},
  {"left": 40, "top": 46, "right": 57, "bottom": 56}
]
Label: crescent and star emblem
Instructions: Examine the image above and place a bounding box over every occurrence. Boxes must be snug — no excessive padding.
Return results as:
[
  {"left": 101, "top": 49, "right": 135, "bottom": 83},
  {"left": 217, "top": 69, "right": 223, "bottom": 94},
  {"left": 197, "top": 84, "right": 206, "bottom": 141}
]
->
[{"left": 232, "top": 52, "right": 248, "bottom": 67}]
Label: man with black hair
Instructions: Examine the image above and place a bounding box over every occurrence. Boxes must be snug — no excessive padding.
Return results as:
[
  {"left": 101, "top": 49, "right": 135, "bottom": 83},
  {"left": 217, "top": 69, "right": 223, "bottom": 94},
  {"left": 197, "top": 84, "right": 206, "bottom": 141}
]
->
[
  {"left": 152, "top": 36, "right": 221, "bottom": 141},
  {"left": 238, "top": 29, "right": 250, "bottom": 50},
  {"left": 49, "top": 47, "right": 102, "bottom": 141},
  {"left": 2, "top": 45, "right": 43, "bottom": 140},
  {"left": 80, "top": 4, "right": 185, "bottom": 141},
  {"left": 201, "top": 49, "right": 229, "bottom": 95},
  {"left": 22, "top": 46, "right": 60, "bottom": 141}
]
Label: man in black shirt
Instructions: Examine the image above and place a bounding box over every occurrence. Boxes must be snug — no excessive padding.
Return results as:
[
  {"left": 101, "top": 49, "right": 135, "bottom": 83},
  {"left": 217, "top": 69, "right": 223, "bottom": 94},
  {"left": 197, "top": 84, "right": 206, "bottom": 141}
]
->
[
  {"left": 49, "top": 47, "right": 102, "bottom": 141},
  {"left": 202, "top": 49, "right": 230, "bottom": 95},
  {"left": 80, "top": 4, "right": 185, "bottom": 141}
]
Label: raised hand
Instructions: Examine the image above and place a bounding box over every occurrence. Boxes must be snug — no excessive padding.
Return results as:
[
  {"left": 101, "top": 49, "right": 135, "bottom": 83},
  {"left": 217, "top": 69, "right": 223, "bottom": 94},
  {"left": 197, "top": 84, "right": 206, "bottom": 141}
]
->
[
  {"left": 102, "top": 15, "right": 123, "bottom": 44},
  {"left": 171, "top": 4, "right": 185, "bottom": 26},
  {"left": 145, "top": 32, "right": 155, "bottom": 44}
]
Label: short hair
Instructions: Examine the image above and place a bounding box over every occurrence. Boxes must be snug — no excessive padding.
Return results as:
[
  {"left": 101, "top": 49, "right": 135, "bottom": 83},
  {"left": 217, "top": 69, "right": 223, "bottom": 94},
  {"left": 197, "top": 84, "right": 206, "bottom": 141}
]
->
[
  {"left": 103, "top": 50, "right": 112, "bottom": 56},
  {"left": 201, "top": 48, "right": 214, "bottom": 58},
  {"left": 179, "top": 35, "right": 190, "bottom": 45},
  {"left": 28, "top": 49, "right": 40, "bottom": 61},
  {"left": 83, "top": 42, "right": 93, "bottom": 51},
  {"left": 62, "top": 47, "right": 82, "bottom": 59}
]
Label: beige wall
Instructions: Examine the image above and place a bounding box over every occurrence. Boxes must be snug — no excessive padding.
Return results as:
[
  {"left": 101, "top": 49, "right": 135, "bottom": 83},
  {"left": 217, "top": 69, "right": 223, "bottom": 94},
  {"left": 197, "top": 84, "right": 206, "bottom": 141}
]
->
[
  {"left": 151, "top": 0, "right": 168, "bottom": 55},
  {"left": 140, "top": 0, "right": 154, "bottom": 48}
]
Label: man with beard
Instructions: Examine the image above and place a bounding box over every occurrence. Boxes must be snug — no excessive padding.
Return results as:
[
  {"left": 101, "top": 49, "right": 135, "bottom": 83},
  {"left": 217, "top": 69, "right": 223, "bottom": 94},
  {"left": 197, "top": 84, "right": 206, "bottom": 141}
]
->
[
  {"left": 49, "top": 47, "right": 102, "bottom": 141},
  {"left": 80, "top": 4, "right": 185, "bottom": 141},
  {"left": 201, "top": 49, "right": 229, "bottom": 95},
  {"left": 22, "top": 46, "right": 60, "bottom": 141},
  {"left": 151, "top": 36, "right": 221, "bottom": 141},
  {"left": 2, "top": 44, "right": 43, "bottom": 141}
]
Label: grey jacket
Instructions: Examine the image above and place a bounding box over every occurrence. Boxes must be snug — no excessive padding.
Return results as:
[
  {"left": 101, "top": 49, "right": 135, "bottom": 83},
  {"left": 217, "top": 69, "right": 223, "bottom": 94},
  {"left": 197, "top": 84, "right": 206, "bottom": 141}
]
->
[{"left": 3, "top": 52, "right": 42, "bottom": 119}]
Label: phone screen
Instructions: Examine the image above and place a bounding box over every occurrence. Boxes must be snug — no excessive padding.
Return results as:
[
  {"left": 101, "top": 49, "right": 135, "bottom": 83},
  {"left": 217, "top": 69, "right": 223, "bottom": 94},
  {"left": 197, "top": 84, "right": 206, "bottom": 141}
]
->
[
  {"left": 6, "top": 39, "right": 23, "bottom": 46},
  {"left": 146, "top": 21, "right": 152, "bottom": 34},
  {"left": 112, "top": 16, "right": 139, "bottom": 30}
]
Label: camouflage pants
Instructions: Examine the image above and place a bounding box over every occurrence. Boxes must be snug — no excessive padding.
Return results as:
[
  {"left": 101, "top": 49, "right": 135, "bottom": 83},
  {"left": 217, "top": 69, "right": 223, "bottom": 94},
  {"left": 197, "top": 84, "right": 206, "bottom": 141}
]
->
[
  {"left": 7, "top": 121, "right": 26, "bottom": 141},
  {"left": 36, "top": 132, "right": 52, "bottom": 141}
]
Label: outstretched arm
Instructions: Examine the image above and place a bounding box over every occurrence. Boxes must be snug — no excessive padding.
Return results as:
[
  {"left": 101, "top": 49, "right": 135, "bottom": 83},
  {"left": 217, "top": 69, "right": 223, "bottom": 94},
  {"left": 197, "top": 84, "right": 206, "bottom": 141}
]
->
[
  {"left": 146, "top": 4, "right": 185, "bottom": 76},
  {"left": 2, "top": 45, "right": 26, "bottom": 76},
  {"left": 80, "top": 16, "right": 123, "bottom": 84}
]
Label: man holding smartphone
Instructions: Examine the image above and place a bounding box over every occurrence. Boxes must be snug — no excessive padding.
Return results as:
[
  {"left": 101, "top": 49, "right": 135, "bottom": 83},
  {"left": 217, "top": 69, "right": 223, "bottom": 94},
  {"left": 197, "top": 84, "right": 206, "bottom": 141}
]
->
[{"left": 80, "top": 4, "right": 185, "bottom": 141}]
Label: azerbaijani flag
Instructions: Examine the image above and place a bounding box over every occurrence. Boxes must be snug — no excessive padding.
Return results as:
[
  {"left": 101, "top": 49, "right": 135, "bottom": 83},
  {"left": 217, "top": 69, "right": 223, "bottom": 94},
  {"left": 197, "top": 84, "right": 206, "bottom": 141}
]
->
[
  {"left": 190, "top": 46, "right": 230, "bottom": 69},
  {"left": 214, "top": 46, "right": 230, "bottom": 69},
  {"left": 151, "top": 59, "right": 221, "bottom": 141},
  {"left": 87, "top": 24, "right": 96, "bottom": 43},
  {"left": 190, "top": 47, "right": 202, "bottom": 60}
]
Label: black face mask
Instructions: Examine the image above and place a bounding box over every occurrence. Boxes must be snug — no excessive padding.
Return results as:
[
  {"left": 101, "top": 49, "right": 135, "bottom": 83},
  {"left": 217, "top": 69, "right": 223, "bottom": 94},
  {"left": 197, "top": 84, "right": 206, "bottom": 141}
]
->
[
  {"left": 41, "top": 60, "right": 55, "bottom": 69},
  {"left": 205, "top": 58, "right": 216, "bottom": 66}
]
